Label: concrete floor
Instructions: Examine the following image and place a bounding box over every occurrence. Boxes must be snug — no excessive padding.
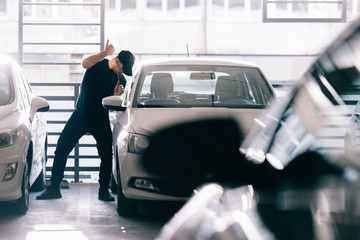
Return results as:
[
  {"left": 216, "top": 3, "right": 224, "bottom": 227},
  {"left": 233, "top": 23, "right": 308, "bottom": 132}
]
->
[{"left": 0, "top": 183, "right": 181, "bottom": 240}]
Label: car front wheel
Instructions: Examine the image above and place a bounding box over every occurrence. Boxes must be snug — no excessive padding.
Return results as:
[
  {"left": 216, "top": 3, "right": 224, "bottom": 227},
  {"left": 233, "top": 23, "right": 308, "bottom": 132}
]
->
[
  {"left": 31, "top": 138, "right": 48, "bottom": 191},
  {"left": 110, "top": 173, "right": 118, "bottom": 193},
  {"left": 117, "top": 174, "right": 137, "bottom": 217},
  {"left": 110, "top": 148, "right": 119, "bottom": 194},
  {"left": 14, "top": 161, "right": 29, "bottom": 214}
]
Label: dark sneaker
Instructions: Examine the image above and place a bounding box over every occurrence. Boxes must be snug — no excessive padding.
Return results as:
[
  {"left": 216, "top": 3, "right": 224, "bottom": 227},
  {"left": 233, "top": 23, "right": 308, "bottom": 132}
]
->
[
  {"left": 98, "top": 188, "right": 115, "bottom": 202},
  {"left": 36, "top": 186, "right": 62, "bottom": 200}
]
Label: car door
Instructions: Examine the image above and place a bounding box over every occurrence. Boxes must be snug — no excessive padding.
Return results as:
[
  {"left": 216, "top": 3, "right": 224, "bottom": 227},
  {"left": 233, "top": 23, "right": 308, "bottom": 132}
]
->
[{"left": 16, "top": 63, "right": 45, "bottom": 185}]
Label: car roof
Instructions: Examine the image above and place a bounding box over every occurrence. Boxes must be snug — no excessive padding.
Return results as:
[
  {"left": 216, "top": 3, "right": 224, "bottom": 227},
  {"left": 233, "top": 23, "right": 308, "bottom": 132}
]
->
[
  {"left": 0, "top": 55, "right": 14, "bottom": 65},
  {"left": 135, "top": 57, "right": 260, "bottom": 69}
]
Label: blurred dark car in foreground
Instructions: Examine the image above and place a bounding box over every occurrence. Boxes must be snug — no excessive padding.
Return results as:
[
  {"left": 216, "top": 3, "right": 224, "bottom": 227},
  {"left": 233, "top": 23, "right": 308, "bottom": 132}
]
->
[{"left": 142, "top": 17, "right": 360, "bottom": 239}]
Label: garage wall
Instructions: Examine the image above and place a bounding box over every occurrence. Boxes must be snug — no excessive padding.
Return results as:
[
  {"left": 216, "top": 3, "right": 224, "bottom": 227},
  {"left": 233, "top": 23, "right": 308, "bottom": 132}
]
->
[{"left": 0, "top": 1, "right": 353, "bottom": 84}]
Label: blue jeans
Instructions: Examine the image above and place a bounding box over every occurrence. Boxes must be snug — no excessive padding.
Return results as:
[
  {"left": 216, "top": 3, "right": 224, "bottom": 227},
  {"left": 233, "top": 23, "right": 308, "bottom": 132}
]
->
[{"left": 50, "top": 110, "right": 112, "bottom": 189}]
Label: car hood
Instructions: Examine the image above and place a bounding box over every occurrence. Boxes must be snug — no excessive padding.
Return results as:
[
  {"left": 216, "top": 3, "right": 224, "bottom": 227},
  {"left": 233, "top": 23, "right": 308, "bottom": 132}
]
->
[
  {"left": 129, "top": 108, "right": 264, "bottom": 136},
  {"left": 0, "top": 104, "right": 20, "bottom": 126}
]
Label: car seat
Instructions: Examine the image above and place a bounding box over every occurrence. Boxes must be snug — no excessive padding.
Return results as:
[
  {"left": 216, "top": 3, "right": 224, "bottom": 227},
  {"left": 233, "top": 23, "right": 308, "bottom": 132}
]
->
[
  {"left": 214, "top": 75, "right": 252, "bottom": 105},
  {"left": 144, "top": 72, "right": 179, "bottom": 106}
]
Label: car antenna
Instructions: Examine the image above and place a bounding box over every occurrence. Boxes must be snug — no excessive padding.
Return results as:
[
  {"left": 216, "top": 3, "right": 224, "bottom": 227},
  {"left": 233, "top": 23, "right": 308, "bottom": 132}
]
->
[{"left": 186, "top": 43, "right": 189, "bottom": 57}]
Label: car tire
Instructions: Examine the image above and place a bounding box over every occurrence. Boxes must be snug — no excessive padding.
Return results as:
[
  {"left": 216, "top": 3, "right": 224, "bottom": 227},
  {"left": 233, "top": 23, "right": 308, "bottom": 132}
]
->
[
  {"left": 117, "top": 173, "right": 137, "bottom": 217},
  {"left": 31, "top": 138, "right": 47, "bottom": 191},
  {"left": 110, "top": 148, "right": 119, "bottom": 194},
  {"left": 14, "top": 161, "right": 29, "bottom": 214},
  {"left": 110, "top": 173, "right": 118, "bottom": 194}
]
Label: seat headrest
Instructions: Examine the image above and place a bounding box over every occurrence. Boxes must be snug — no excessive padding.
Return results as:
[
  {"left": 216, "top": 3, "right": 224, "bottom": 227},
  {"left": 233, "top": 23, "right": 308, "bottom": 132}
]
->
[
  {"left": 215, "top": 75, "right": 239, "bottom": 101},
  {"left": 150, "top": 73, "right": 174, "bottom": 98}
]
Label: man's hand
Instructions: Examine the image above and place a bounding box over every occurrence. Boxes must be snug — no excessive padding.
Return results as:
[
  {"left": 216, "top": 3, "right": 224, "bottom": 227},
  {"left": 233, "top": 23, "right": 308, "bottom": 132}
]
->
[
  {"left": 114, "top": 80, "right": 124, "bottom": 96},
  {"left": 104, "top": 39, "right": 115, "bottom": 56},
  {"left": 82, "top": 39, "right": 115, "bottom": 69}
]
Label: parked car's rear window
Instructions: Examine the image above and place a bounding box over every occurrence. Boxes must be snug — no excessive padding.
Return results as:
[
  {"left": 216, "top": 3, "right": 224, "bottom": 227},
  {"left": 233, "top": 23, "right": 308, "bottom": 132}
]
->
[
  {"left": 0, "top": 63, "right": 14, "bottom": 106},
  {"left": 133, "top": 65, "right": 274, "bottom": 108}
]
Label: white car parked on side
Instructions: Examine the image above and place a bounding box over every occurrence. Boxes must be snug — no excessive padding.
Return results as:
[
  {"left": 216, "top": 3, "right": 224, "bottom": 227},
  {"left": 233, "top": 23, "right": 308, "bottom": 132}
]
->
[
  {"left": 102, "top": 58, "right": 277, "bottom": 216},
  {"left": 0, "top": 56, "right": 49, "bottom": 214}
]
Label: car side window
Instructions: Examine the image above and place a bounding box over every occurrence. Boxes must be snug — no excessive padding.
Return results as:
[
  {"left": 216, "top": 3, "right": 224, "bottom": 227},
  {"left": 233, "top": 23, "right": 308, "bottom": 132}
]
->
[
  {"left": 0, "top": 63, "right": 14, "bottom": 105},
  {"left": 21, "top": 70, "right": 32, "bottom": 99},
  {"left": 117, "top": 73, "right": 133, "bottom": 107},
  {"left": 13, "top": 65, "right": 30, "bottom": 111},
  {"left": 18, "top": 67, "right": 32, "bottom": 106}
]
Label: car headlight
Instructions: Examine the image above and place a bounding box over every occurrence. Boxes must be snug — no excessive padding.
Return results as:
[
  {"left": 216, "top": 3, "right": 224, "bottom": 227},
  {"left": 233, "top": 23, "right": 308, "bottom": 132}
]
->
[
  {"left": 0, "top": 128, "right": 20, "bottom": 148},
  {"left": 3, "top": 162, "right": 18, "bottom": 182},
  {"left": 128, "top": 133, "right": 149, "bottom": 154}
]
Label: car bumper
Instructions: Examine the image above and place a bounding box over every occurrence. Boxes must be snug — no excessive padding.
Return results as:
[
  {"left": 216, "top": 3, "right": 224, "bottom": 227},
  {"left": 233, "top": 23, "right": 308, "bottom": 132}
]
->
[
  {"left": 120, "top": 152, "right": 189, "bottom": 201},
  {"left": 0, "top": 143, "right": 26, "bottom": 201}
]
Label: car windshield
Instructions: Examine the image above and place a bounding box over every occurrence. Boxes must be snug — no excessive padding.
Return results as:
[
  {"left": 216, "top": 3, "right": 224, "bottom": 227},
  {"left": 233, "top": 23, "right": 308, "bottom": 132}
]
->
[
  {"left": 240, "top": 20, "right": 360, "bottom": 171},
  {"left": 0, "top": 63, "right": 14, "bottom": 106},
  {"left": 133, "top": 65, "right": 274, "bottom": 108}
]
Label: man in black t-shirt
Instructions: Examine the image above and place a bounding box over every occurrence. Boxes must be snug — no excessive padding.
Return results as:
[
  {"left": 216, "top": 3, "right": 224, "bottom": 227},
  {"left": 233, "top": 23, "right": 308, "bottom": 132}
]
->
[{"left": 37, "top": 40, "right": 135, "bottom": 201}]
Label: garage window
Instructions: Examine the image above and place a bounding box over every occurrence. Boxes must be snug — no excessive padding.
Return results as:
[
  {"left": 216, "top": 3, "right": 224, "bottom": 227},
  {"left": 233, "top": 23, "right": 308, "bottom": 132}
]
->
[
  {"left": 0, "top": 0, "right": 6, "bottom": 16},
  {"left": 121, "top": 0, "right": 136, "bottom": 10},
  {"left": 263, "top": 0, "right": 346, "bottom": 22},
  {"left": 147, "top": 0, "right": 162, "bottom": 9},
  {"left": 208, "top": 0, "right": 262, "bottom": 22}
]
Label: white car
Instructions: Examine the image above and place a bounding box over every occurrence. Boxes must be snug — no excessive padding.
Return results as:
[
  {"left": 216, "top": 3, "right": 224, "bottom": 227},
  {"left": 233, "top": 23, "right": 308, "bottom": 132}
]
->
[
  {"left": 102, "top": 58, "right": 277, "bottom": 216},
  {"left": 0, "top": 56, "right": 49, "bottom": 213}
]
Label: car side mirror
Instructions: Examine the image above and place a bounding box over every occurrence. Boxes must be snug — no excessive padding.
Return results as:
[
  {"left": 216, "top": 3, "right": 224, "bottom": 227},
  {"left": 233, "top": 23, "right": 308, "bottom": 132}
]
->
[
  {"left": 30, "top": 96, "right": 50, "bottom": 122},
  {"left": 102, "top": 96, "right": 126, "bottom": 111}
]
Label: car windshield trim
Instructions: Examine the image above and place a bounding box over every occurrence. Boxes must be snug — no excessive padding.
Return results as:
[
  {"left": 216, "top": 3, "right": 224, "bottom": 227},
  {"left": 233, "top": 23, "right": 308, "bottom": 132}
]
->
[
  {"left": 132, "top": 64, "right": 275, "bottom": 109},
  {"left": 0, "top": 63, "right": 14, "bottom": 106},
  {"left": 137, "top": 103, "right": 268, "bottom": 109}
]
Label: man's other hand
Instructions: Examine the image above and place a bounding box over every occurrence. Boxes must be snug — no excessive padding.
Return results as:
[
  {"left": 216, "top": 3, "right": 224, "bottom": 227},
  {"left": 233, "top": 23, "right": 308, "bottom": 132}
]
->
[{"left": 114, "top": 80, "right": 124, "bottom": 96}]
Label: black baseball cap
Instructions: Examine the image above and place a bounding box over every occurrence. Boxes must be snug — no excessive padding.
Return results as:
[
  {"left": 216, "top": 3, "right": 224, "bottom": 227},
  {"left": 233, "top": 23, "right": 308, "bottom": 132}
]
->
[{"left": 117, "top": 50, "right": 135, "bottom": 76}]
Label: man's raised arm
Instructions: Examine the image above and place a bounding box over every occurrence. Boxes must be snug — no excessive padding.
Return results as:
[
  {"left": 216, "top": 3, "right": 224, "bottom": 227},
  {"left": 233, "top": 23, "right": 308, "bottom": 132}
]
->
[{"left": 82, "top": 39, "right": 115, "bottom": 69}]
